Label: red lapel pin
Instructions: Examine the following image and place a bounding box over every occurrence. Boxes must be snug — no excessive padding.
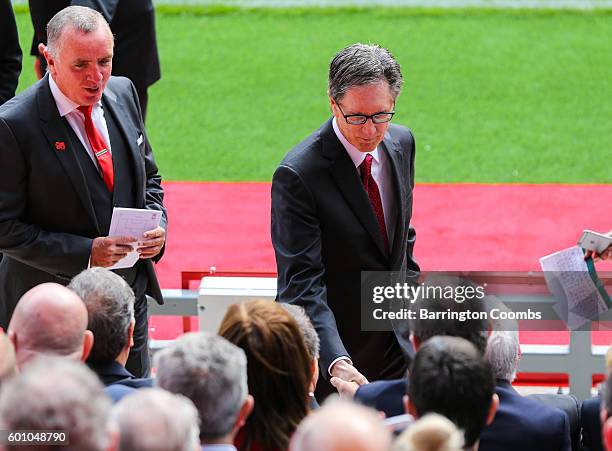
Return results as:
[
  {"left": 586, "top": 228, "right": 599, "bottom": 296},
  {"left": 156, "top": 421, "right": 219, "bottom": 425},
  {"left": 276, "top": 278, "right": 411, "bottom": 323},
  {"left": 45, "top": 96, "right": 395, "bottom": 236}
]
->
[{"left": 54, "top": 141, "right": 66, "bottom": 151}]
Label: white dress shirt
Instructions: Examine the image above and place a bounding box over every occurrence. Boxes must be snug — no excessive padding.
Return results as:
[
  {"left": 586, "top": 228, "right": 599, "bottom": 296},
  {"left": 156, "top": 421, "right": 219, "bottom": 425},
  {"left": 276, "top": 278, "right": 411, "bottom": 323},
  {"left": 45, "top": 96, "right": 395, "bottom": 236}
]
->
[
  {"left": 332, "top": 117, "right": 397, "bottom": 245},
  {"left": 48, "top": 74, "right": 112, "bottom": 172}
]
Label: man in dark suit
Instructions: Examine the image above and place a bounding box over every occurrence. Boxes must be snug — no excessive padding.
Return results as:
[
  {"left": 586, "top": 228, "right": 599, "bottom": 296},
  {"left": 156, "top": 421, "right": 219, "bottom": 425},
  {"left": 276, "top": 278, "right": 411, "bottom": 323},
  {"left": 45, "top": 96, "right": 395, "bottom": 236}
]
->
[
  {"left": 28, "top": 0, "right": 160, "bottom": 120},
  {"left": 348, "top": 277, "right": 489, "bottom": 417},
  {"left": 272, "top": 43, "right": 419, "bottom": 397},
  {"left": 0, "top": 0, "right": 22, "bottom": 106},
  {"left": 0, "top": 6, "right": 166, "bottom": 377},
  {"left": 478, "top": 329, "right": 571, "bottom": 451},
  {"left": 68, "top": 267, "right": 153, "bottom": 390},
  {"left": 582, "top": 395, "right": 604, "bottom": 451}
]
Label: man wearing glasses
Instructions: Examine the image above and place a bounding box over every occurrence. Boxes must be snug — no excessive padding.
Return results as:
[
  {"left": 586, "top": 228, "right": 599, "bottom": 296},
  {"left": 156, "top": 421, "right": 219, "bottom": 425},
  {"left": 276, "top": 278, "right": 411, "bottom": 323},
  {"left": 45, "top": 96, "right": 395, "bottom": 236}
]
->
[{"left": 271, "top": 43, "right": 419, "bottom": 399}]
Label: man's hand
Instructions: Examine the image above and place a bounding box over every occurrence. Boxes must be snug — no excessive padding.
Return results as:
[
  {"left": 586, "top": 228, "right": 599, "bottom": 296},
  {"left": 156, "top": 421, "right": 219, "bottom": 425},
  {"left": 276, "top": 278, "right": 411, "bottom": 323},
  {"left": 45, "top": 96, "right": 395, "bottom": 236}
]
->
[
  {"left": 330, "top": 377, "right": 361, "bottom": 399},
  {"left": 137, "top": 226, "right": 166, "bottom": 259},
  {"left": 330, "top": 360, "right": 368, "bottom": 385},
  {"left": 585, "top": 231, "right": 612, "bottom": 262},
  {"left": 91, "top": 236, "right": 136, "bottom": 267}
]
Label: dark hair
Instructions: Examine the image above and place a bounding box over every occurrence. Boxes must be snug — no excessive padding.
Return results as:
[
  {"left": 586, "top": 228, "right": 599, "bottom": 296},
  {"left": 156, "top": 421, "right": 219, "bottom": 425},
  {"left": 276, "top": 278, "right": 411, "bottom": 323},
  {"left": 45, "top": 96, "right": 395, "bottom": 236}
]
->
[
  {"left": 328, "top": 43, "right": 402, "bottom": 102},
  {"left": 408, "top": 276, "right": 489, "bottom": 354},
  {"left": 68, "top": 268, "right": 134, "bottom": 363},
  {"left": 218, "top": 300, "right": 312, "bottom": 451},
  {"left": 408, "top": 336, "right": 495, "bottom": 448}
]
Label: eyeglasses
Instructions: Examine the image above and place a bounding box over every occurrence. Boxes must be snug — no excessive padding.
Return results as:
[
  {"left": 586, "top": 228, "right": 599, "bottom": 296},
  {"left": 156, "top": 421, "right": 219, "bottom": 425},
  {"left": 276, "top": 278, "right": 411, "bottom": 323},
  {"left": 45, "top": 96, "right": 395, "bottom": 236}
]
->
[{"left": 336, "top": 102, "right": 395, "bottom": 125}]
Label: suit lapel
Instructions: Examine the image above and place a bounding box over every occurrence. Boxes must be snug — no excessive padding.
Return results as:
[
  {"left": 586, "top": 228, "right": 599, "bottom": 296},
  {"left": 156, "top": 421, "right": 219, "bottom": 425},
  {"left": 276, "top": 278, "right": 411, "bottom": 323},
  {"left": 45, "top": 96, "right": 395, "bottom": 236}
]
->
[
  {"left": 38, "top": 76, "right": 100, "bottom": 233},
  {"left": 323, "top": 120, "right": 388, "bottom": 258},
  {"left": 102, "top": 83, "right": 145, "bottom": 205},
  {"left": 382, "top": 134, "right": 407, "bottom": 265}
]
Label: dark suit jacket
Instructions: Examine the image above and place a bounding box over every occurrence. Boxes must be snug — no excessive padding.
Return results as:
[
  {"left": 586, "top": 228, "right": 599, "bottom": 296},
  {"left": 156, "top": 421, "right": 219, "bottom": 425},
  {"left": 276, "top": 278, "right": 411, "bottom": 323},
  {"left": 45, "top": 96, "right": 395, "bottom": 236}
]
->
[
  {"left": 0, "top": 0, "right": 22, "bottom": 105},
  {"left": 479, "top": 381, "right": 571, "bottom": 451},
  {"left": 581, "top": 395, "right": 603, "bottom": 451},
  {"left": 355, "top": 377, "right": 406, "bottom": 417},
  {"left": 271, "top": 118, "right": 419, "bottom": 381},
  {"left": 28, "top": 0, "right": 160, "bottom": 92},
  {"left": 0, "top": 75, "right": 166, "bottom": 327},
  {"left": 88, "top": 360, "right": 154, "bottom": 388}
]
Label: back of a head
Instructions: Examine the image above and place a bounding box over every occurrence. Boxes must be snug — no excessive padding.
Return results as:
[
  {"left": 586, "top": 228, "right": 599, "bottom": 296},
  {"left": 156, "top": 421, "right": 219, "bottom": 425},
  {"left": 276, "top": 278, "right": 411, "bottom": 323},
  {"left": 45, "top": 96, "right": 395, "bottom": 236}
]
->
[
  {"left": 392, "top": 414, "right": 464, "bottom": 451},
  {"left": 408, "top": 336, "right": 495, "bottom": 448},
  {"left": 8, "top": 283, "right": 88, "bottom": 365},
  {"left": 280, "top": 303, "right": 320, "bottom": 360},
  {"left": 69, "top": 268, "right": 135, "bottom": 363},
  {"left": 484, "top": 329, "right": 520, "bottom": 382},
  {"left": 290, "top": 400, "right": 391, "bottom": 451},
  {"left": 113, "top": 388, "right": 200, "bottom": 451},
  {"left": 218, "top": 299, "right": 312, "bottom": 451},
  {"left": 408, "top": 276, "right": 489, "bottom": 353},
  {"left": 154, "top": 332, "right": 247, "bottom": 443},
  {"left": 0, "top": 357, "right": 113, "bottom": 451}
]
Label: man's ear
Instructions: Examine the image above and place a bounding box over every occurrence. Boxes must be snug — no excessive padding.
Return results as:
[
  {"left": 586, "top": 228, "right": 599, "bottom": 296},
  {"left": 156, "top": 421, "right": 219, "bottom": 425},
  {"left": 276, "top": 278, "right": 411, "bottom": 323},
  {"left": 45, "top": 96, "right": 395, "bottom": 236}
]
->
[
  {"left": 309, "top": 358, "right": 319, "bottom": 393},
  {"left": 404, "top": 395, "right": 418, "bottom": 417},
  {"left": 233, "top": 395, "right": 254, "bottom": 433},
  {"left": 81, "top": 330, "right": 94, "bottom": 362},
  {"left": 486, "top": 393, "right": 499, "bottom": 426},
  {"left": 127, "top": 318, "right": 135, "bottom": 349}
]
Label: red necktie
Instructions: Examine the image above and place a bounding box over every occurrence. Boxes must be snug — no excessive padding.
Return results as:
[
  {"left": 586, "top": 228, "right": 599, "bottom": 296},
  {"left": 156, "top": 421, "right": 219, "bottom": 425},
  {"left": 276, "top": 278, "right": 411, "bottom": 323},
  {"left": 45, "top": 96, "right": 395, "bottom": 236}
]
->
[
  {"left": 360, "top": 153, "right": 389, "bottom": 253},
  {"left": 78, "top": 105, "right": 114, "bottom": 192}
]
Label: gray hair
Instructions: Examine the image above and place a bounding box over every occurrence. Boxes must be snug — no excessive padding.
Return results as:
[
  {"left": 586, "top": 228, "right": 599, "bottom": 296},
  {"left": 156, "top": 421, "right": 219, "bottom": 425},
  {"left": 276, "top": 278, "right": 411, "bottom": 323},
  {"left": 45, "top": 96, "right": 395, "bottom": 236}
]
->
[
  {"left": 281, "top": 304, "right": 320, "bottom": 360},
  {"left": 47, "top": 6, "right": 111, "bottom": 57},
  {"left": 154, "top": 332, "right": 248, "bottom": 441},
  {"left": 68, "top": 267, "right": 135, "bottom": 363},
  {"left": 0, "top": 357, "right": 113, "bottom": 451},
  {"left": 328, "top": 43, "right": 403, "bottom": 102},
  {"left": 484, "top": 329, "right": 520, "bottom": 382},
  {"left": 113, "top": 388, "right": 200, "bottom": 451}
]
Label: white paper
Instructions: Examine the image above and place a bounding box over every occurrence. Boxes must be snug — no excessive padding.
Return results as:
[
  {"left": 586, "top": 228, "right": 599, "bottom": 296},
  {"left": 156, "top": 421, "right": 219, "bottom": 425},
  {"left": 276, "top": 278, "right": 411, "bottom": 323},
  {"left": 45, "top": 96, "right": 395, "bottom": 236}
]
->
[
  {"left": 107, "top": 207, "right": 162, "bottom": 270},
  {"left": 540, "top": 246, "right": 608, "bottom": 328}
]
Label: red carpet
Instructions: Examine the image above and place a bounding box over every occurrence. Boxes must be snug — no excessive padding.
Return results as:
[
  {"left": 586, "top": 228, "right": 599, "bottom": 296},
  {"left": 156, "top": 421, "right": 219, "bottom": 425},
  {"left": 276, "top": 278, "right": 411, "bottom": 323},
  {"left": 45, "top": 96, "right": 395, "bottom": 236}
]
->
[{"left": 150, "top": 182, "right": 612, "bottom": 344}]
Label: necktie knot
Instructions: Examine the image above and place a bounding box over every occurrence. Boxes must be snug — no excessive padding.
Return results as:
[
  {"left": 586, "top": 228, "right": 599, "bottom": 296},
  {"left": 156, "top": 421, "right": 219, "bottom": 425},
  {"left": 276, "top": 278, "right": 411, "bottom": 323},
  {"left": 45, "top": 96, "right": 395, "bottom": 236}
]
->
[
  {"left": 78, "top": 105, "right": 94, "bottom": 119},
  {"left": 360, "top": 153, "right": 374, "bottom": 184}
]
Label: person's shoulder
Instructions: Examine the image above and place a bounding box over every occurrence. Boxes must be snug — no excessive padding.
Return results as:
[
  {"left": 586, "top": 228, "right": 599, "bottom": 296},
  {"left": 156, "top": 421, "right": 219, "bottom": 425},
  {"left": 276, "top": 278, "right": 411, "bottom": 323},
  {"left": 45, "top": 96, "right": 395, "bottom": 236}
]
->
[
  {"left": 276, "top": 120, "right": 330, "bottom": 174},
  {"left": 386, "top": 123, "right": 415, "bottom": 149},
  {"left": 500, "top": 387, "right": 567, "bottom": 424}
]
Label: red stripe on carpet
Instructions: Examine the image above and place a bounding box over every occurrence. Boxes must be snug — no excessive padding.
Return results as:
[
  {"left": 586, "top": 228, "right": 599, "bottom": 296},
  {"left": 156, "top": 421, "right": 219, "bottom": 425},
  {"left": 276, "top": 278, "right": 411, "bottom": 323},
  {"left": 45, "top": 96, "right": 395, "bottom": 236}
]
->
[
  {"left": 150, "top": 182, "right": 612, "bottom": 346},
  {"left": 155, "top": 181, "right": 612, "bottom": 288}
]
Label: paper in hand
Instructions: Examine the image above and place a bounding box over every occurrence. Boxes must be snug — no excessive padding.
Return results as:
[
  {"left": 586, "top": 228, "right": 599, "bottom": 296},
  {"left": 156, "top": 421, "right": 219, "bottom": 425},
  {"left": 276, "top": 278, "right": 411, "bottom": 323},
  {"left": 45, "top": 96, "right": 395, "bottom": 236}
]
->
[{"left": 107, "top": 207, "right": 162, "bottom": 270}]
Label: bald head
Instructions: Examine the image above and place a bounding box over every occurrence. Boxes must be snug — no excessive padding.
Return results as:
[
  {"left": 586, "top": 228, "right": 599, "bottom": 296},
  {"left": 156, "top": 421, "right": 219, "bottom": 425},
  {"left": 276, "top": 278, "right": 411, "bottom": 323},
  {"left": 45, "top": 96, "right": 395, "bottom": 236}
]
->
[
  {"left": 290, "top": 401, "right": 390, "bottom": 451},
  {"left": 8, "top": 283, "right": 92, "bottom": 367}
]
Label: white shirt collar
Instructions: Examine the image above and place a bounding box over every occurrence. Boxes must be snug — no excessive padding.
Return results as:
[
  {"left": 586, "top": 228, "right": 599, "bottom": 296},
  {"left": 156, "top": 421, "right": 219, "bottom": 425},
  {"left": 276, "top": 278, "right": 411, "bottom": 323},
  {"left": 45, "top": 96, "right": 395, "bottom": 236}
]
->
[
  {"left": 332, "top": 117, "right": 379, "bottom": 169},
  {"left": 48, "top": 74, "right": 102, "bottom": 117}
]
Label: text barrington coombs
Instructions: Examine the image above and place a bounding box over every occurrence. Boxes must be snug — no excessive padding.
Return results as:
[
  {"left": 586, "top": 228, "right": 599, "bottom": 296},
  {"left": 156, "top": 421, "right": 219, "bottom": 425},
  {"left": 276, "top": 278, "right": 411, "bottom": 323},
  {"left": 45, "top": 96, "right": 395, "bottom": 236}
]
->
[{"left": 372, "top": 282, "right": 486, "bottom": 304}]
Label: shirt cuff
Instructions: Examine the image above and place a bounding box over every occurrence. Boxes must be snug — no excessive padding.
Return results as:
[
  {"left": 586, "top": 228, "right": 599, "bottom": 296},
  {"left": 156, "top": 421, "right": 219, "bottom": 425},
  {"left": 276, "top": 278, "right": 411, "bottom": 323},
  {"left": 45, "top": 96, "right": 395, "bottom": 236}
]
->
[{"left": 328, "top": 356, "right": 352, "bottom": 376}]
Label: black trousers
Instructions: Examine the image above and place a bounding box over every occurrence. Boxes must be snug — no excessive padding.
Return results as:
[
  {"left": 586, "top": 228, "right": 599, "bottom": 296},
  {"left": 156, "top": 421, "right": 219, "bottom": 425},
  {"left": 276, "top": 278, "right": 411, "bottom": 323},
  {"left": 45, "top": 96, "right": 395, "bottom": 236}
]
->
[{"left": 125, "top": 291, "right": 150, "bottom": 377}]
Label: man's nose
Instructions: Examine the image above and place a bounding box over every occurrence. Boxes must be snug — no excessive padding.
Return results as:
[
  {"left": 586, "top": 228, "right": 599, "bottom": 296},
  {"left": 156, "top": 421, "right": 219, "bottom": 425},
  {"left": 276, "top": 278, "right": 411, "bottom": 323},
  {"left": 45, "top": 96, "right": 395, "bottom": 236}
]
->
[{"left": 361, "top": 119, "right": 378, "bottom": 136}]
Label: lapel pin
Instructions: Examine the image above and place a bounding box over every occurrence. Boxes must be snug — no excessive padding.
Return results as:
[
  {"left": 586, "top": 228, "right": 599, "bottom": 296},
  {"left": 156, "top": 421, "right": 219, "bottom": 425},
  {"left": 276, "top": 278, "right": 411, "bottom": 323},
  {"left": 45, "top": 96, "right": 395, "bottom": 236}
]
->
[{"left": 54, "top": 141, "right": 66, "bottom": 151}]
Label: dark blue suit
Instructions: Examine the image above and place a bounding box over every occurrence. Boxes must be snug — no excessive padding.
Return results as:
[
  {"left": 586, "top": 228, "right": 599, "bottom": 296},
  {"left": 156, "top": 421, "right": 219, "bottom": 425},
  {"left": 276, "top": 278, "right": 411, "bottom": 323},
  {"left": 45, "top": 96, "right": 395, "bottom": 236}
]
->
[
  {"left": 355, "top": 377, "right": 406, "bottom": 417},
  {"left": 581, "top": 395, "right": 603, "bottom": 451},
  {"left": 88, "top": 360, "right": 153, "bottom": 389},
  {"left": 479, "top": 380, "right": 571, "bottom": 451}
]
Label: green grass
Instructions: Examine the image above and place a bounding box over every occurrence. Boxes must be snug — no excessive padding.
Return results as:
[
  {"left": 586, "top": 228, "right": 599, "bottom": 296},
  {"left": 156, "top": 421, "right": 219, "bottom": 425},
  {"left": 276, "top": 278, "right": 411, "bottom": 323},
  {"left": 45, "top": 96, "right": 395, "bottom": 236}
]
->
[{"left": 14, "top": 7, "right": 612, "bottom": 182}]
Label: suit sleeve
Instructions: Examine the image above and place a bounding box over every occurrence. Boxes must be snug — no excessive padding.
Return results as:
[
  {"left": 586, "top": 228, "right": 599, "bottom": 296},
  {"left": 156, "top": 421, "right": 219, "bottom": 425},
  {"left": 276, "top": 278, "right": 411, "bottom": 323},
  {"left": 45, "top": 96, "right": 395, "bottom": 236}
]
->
[
  {"left": 0, "top": 118, "right": 92, "bottom": 279},
  {"left": 559, "top": 410, "right": 571, "bottom": 451},
  {"left": 404, "top": 131, "right": 419, "bottom": 272},
  {"left": 271, "top": 164, "right": 349, "bottom": 374},
  {"left": 0, "top": 0, "right": 22, "bottom": 106}
]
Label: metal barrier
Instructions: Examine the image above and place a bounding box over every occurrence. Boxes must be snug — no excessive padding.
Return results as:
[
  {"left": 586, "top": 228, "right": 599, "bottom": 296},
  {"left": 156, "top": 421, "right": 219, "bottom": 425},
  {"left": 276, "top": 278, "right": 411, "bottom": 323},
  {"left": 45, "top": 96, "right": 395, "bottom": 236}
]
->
[{"left": 149, "top": 271, "right": 612, "bottom": 400}]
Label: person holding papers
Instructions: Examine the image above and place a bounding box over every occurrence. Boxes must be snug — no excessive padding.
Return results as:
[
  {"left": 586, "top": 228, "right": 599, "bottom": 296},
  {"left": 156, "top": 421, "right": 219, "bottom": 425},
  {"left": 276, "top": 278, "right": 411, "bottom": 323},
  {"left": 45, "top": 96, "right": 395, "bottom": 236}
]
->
[
  {"left": 0, "top": 6, "right": 166, "bottom": 378},
  {"left": 584, "top": 230, "right": 612, "bottom": 262}
]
